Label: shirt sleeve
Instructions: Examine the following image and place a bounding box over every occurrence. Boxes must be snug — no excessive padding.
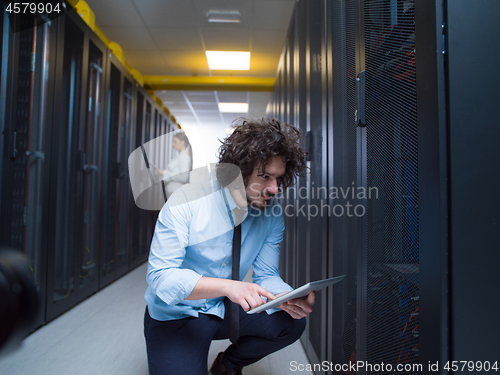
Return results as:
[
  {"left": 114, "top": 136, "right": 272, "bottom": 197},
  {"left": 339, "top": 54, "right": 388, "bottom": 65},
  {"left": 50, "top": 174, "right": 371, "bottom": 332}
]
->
[
  {"left": 252, "top": 206, "right": 293, "bottom": 296},
  {"left": 146, "top": 196, "right": 202, "bottom": 306}
]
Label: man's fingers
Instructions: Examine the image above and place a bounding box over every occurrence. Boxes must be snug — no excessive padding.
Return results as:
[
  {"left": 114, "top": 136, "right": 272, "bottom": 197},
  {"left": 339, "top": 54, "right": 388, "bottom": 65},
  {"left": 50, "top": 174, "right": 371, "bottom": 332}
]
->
[
  {"left": 256, "top": 285, "right": 276, "bottom": 301},
  {"left": 245, "top": 294, "right": 263, "bottom": 311},
  {"left": 280, "top": 303, "right": 304, "bottom": 319},
  {"left": 307, "top": 291, "right": 316, "bottom": 305}
]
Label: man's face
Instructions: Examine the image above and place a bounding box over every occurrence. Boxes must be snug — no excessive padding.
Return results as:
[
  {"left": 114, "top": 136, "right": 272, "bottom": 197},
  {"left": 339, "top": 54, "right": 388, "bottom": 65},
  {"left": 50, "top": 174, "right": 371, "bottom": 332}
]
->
[{"left": 245, "top": 155, "right": 286, "bottom": 210}]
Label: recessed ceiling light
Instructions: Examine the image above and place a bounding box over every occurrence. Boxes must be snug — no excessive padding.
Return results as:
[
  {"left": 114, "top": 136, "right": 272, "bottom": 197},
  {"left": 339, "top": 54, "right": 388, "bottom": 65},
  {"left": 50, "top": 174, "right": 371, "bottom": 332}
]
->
[
  {"left": 219, "top": 103, "right": 249, "bottom": 113},
  {"left": 207, "top": 10, "right": 241, "bottom": 23},
  {"left": 206, "top": 51, "right": 250, "bottom": 70}
]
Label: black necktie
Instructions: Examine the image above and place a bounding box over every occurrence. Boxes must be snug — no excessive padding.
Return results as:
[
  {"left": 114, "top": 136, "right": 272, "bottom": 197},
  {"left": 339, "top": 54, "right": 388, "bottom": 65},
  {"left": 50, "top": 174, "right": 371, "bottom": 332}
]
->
[{"left": 229, "top": 224, "right": 241, "bottom": 344}]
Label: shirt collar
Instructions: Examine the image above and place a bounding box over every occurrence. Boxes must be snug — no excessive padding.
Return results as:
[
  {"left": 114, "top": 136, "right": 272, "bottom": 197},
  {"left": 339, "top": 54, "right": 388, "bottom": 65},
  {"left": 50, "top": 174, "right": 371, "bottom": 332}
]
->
[{"left": 222, "top": 187, "right": 238, "bottom": 211}]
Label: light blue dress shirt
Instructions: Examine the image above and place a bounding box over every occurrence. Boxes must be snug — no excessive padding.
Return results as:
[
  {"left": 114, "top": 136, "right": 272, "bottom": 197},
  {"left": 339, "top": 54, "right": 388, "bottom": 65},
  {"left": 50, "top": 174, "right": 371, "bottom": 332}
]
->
[{"left": 144, "top": 180, "right": 293, "bottom": 321}]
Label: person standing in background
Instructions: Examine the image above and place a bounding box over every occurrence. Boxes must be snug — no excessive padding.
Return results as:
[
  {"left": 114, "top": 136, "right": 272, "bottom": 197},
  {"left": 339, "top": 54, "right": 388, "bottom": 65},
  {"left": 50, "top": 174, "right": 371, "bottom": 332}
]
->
[{"left": 158, "top": 131, "right": 193, "bottom": 198}]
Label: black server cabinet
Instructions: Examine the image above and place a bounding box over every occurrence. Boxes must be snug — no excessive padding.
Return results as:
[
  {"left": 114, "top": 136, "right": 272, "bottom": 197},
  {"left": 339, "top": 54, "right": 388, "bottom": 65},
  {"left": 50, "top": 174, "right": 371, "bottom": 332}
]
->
[
  {"left": 1, "top": 8, "right": 168, "bottom": 326},
  {"left": 46, "top": 13, "right": 107, "bottom": 320},
  {"left": 416, "top": 0, "right": 500, "bottom": 369},
  {"left": 356, "top": 0, "right": 420, "bottom": 372},
  {"left": 283, "top": 30, "right": 297, "bottom": 290},
  {"left": 326, "top": 0, "right": 358, "bottom": 372},
  {"left": 48, "top": 15, "right": 85, "bottom": 318},
  {"left": 444, "top": 1, "right": 500, "bottom": 364},
  {"left": 0, "top": 10, "right": 57, "bottom": 328},
  {"left": 78, "top": 32, "right": 107, "bottom": 300},
  {"left": 269, "top": 0, "right": 500, "bottom": 374},
  {"left": 100, "top": 54, "right": 135, "bottom": 288},
  {"left": 301, "top": 0, "right": 330, "bottom": 369},
  {"left": 144, "top": 99, "right": 156, "bottom": 248},
  {"left": 294, "top": 0, "right": 310, "bottom": 362},
  {"left": 129, "top": 89, "right": 149, "bottom": 269}
]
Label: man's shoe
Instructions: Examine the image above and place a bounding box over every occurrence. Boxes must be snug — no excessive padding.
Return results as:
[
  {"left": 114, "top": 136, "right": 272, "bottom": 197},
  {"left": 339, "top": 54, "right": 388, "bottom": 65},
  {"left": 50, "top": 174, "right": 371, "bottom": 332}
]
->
[{"left": 209, "top": 352, "right": 243, "bottom": 375}]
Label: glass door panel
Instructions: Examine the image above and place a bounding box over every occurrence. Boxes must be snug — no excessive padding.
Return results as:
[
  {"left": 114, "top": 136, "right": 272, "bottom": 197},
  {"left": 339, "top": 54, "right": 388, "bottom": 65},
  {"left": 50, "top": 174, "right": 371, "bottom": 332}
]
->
[
  {"left": 79, "top": 40, "right": 103, "bottom": 295},
  {"left": 101, "top": 63, "right": 128, "bottom": 285},
  {"left": 360, "top": 0, "right": 419, "bottom": 371},
  {"left": 130, "top": 92, "right": 144, "bottom": 265},
  {"left": 1, "top": 15, "right": 52, "bottom": 321},
  {"left": 52, "top": 18, "right": 83, "bottom": 305},
  {"left": 118, "top": 78, "right": 132, "bottom": 267},
  {"left": 25, "top": 21, "right": 51, "bottom": 300}
]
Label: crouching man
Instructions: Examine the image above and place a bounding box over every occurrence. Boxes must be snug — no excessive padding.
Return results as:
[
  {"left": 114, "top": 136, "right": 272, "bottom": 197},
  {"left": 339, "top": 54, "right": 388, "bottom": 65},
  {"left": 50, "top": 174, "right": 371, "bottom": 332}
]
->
[{"left": 144, "top": 119, "right": 315, "bottom": 375}]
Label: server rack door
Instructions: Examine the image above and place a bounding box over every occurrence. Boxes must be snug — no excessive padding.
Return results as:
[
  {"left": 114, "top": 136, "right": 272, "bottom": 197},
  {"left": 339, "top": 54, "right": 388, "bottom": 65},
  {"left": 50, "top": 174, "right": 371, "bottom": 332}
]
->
[
  {"left": 144, "top": 100, "right": 155, "bottom": 249},
  {"left": 0, "top": 12, "right": 55, "bottom": 326},
  {"left": 298, "top": 0, "right": 330, "bottom": 369},
  {"left": 47, "top": 16, "right": 85, "bottom": 320},
  {"left": 326, "top": 0, "right": 358, "bottom": 371},
  {"left": 130, "top": 90, "right": 148, "bottom": 268},
  {"left": 274, "top": 65, "right": 287, "bottom": 277},
  {"left": 160, "top": 117, "right": 167, "bottom": 174},
  {"left": 293, "top": 0, "right": 311, "bottom": 357},
  {"left": 414, "top": 1, "right": 448, "bottom": 369},
  {"left": 120, "top": 77, "right": 133, "bottom": 272},
  {"left": 294, "top": 0, "right": 309, "bottom": 306},
  {"left": 101, "top": 62, "right": 128, "bottom": 287},
  {"left": 445, "top": 0, "right": 500, "bottom": 364},
  {"left": 357, "top": 0, "right": 419, "bottom": 372},
  {"left": 284, "top": 26, "right": 297, "bottom": 288},
  {"left": 77, "top": 36, "right": 106, "bottom": 302}
]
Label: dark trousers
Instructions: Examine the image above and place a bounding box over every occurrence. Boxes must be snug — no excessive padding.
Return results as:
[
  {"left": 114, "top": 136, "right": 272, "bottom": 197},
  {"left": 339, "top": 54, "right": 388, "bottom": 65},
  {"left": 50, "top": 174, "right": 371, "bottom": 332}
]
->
[{"left": 144, "top": 298, "right": 306, "bottom": 375}]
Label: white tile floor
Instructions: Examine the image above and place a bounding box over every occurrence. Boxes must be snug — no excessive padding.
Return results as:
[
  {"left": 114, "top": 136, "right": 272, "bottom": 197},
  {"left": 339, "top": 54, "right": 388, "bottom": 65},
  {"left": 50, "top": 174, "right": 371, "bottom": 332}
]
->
[{"left": 0, "top": 263, "right": 313, "bottom": 375}]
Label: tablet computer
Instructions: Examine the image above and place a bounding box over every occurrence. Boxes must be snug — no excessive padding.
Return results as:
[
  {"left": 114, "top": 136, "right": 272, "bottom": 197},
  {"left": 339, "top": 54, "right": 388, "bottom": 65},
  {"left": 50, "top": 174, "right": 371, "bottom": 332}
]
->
[{"left": 247, "top": 275, "right": 345, "bottom": 314}]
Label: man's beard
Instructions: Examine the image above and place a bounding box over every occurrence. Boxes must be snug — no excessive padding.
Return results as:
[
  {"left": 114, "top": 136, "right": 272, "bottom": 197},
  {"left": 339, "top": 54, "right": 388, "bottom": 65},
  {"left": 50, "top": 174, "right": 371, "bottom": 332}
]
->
[{"left": 246, "top": 193, "right": 273, "bottom": 211}]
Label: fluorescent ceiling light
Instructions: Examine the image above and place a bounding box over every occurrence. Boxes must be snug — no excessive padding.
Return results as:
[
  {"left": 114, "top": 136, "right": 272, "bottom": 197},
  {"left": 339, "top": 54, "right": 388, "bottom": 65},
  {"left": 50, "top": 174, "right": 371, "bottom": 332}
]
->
[
  {"left": 207, "top": 10, "right": 241, "bottom": 23},
  {"left": 206, "top": 51, "right": 250, "bottom": 70},
  {"left": 219, "top": 103, "right": 249, "bottom": 113}
]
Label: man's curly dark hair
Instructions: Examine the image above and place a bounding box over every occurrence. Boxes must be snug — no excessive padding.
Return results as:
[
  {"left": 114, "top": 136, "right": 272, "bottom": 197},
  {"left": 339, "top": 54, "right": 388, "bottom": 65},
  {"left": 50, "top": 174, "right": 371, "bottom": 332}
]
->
[{"left": 217, "top": 118, "right": 307, "bottom": 190}]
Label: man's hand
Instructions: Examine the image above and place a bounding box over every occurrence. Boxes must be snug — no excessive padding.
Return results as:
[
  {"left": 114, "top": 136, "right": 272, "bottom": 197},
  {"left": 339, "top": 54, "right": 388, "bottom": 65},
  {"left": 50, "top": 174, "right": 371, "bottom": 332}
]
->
[
  {"left": 279, "top": 291, "right": 315, "bottom": 319},
  {"left": 225, "top": 281, "right": 276, "bottom": 312},
  {"left": 186, "top": 277, "right": 275, "bottom": 311}
]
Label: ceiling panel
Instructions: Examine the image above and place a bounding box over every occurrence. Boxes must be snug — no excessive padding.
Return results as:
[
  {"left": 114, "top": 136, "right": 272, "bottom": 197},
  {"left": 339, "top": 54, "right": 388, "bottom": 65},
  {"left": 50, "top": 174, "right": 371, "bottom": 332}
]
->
[
  {"left": 164, "top": 105, "right": 192, "bottom": 112},
  {"left": 85, "top": 0, "right": 144, "bottom": 27},
  {"left": 124, "top": 50, "right": 170, "bottom": 71},
  {"left": 201, "top": 28, "right": 252, "bottom": 51},
  {"left": 191, "top": 104, "right": 219, "bottom": 112},
  {"left": 158, "top": 90, "right": 186, "bottom": 102},
  {"left": 101, "top": 27, "right": 157, "bottom": 50},
  {"left": 160, "top": 51, "right": 210, "bottom": 75},
  {"left": 150, "top": 28, "right": 204, "bottom": 51},
  {"left": 198, "top": 114, "right": 223, "bottom": 122},
  {"left": 185, "top": 92, "right": 217, "bottom": 103},
  {"left": 192, "top": 0, "right": 254, "bottom": 28},
  {"left": 132, "top": 0, "right": 197, "bottom": 28},
  {"left": 253, "top": 0, "right": 296, "bottom": 30},
  {"left": 217, "top": 91, "right": 248, "bottom": 102}
]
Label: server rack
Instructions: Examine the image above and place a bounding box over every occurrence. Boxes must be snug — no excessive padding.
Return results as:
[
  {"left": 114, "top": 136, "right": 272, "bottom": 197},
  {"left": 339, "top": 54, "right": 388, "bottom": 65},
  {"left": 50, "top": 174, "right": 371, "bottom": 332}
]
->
[
  {"left": 326, "top": 1, "right": 358, "bottom": 373},
  {"left": 0, "top": 7, "right": 174, "bottom": 326},
  {"left": 0, "top": 9, "right": 58, "bottom": 327},
  {"left": 47, "top": 12, "right": 87, "bottom": 320},
  {"left": 268, "top": 0, "right": 499, "bottom": 373}
]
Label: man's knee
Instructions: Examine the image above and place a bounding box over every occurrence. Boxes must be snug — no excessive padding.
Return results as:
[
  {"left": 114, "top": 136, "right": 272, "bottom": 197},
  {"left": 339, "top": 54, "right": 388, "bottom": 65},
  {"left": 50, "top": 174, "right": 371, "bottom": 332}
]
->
[
  {"left": 289, "top": 316, "right": 306, "bottom": 340},
  {"left": 276, "top": 313, "right": 306, "bottom": 343}
]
